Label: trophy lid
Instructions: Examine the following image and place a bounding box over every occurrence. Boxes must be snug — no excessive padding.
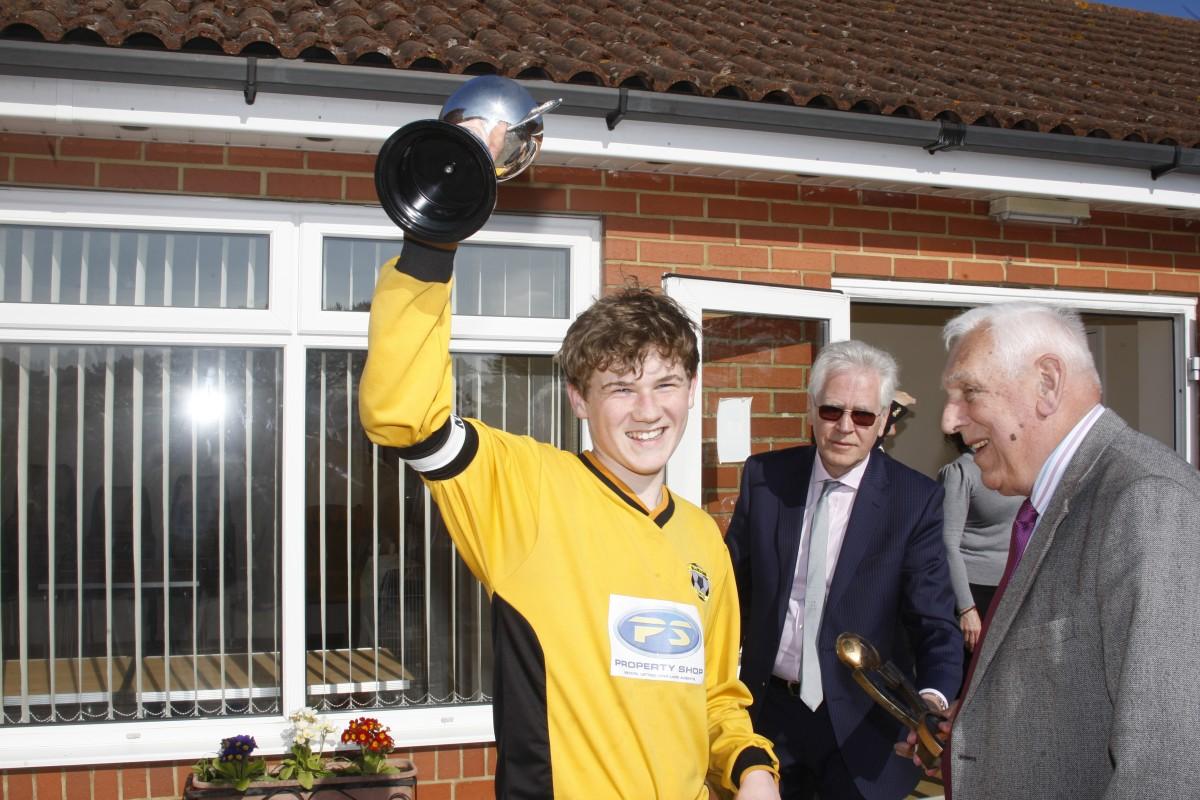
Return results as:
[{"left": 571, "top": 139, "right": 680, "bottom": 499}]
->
[{"left": 439, "top": 75, "right": 562, "bottom": 182}]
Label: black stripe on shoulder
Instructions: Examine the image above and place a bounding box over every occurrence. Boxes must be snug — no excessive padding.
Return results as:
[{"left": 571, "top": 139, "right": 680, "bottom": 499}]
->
[
  {"left": 394, "top": 239, "right": 455, "bottom": 284},
  {"left": 393, "top": 415, "right": 454, "bottom": 461},
  {"left": 422, "top": 418, "right": 479, "bottom": 481},
  {"left": 652, "top": 492, "right": 676, "bottom": 528},
  {"left": 577, "top": 452, "right": 645, "bottom": 515},
  {"left": 491, "top": 593, "right": 552, "bottom": 800}
]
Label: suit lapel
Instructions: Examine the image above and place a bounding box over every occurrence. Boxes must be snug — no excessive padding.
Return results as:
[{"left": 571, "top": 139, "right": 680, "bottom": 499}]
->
[
  {"left": 826, "top": 450, "right": 887, "bottom": 611},
  {"left": 774, "top": 448, "right": 817, "bottom": 629},
  {"left": 966, "top": 410, "right": 1124, "bottom": 700}
]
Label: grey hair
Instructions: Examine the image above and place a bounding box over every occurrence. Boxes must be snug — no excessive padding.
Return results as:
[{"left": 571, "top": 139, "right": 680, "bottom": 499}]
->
[
  {"left": 942, "top": 302, "right": 1100, "bottom": 386},
  {"left": 809, "top": 339, "right": 898, "bottom": 412}
]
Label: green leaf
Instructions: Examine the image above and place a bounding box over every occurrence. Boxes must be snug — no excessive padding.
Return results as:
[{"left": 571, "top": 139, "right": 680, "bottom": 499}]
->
[{"left": 299, "top": 772, "right": 314, "bottom": 790}]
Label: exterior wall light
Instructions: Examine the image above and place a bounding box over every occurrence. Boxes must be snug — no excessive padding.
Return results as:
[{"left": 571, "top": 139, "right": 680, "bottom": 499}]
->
[{"left": 988, "top": 196, "right": 1091, "bottom": 226}]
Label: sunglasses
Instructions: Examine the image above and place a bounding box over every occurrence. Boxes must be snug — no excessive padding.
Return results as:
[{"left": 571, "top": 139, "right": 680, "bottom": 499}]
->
[{"left": 816, "top": 405, "right": 880, "bottom": 427}]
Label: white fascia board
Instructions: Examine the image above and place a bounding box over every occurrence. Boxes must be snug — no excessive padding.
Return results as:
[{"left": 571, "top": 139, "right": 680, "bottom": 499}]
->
[{"left": 3, "top": 75, "right": 1200, "bottom": 210}]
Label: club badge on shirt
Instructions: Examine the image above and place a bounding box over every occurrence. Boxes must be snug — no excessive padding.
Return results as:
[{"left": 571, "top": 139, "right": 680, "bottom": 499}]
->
[
  {"left": 689, "top": 562, "right": 711, "bottom": 602},
  {"left": 608, "top": 594, "right": 705, "bottom": 685}
]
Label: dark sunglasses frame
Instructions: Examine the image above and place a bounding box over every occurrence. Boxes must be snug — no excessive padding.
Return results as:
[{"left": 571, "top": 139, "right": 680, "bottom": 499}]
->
[{"left": 816, "top": 404, "right": 879, "bottom": 427}]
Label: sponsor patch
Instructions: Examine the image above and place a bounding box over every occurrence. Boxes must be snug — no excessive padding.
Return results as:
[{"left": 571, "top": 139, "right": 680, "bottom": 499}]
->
[
  {"left": 608, "top": 594, "right": 704, "bottom": 685},
  {"left": 689, "top": 563, "right": 711, "bottom": 602}
]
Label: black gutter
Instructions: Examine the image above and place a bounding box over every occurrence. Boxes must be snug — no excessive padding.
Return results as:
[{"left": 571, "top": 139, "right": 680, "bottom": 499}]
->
[{"left": 2, "top": 39, "right": 1198, "bottom": 179}]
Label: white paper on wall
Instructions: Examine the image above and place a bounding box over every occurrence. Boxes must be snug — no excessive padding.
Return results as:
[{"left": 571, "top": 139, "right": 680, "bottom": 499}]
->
[{"left": 716, "top": 396, "right": 752, "bottom": 463}]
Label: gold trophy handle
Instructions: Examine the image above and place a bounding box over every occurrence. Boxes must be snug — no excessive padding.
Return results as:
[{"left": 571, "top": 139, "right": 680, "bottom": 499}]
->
[{"left": 836, "top": 632, "right": 945, "bottom": 769}]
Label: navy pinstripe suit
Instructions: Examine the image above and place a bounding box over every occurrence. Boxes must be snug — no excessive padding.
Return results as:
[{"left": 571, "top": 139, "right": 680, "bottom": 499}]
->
[{"left": 727, "top": 446, "right": 961, "bottom": 800}]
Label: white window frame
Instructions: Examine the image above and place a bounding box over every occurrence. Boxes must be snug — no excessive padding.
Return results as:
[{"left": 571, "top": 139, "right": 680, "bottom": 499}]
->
[
  {"left": 832, "top": 277, "right": 1199, "bottom": 465},
  {"left": 662, "top": 275, "right": 851, "bottom": 506},
  {"left": 0, "top": 187, "right": 600, "bottom": 768}
]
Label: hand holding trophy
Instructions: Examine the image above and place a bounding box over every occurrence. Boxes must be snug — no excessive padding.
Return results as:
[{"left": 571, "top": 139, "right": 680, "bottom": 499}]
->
[
  {"left": 374, "top": 75, "right": 561, "bottom": 242},
  {"left": 836, "top": 632, "right": 947, "bottom": 770}
]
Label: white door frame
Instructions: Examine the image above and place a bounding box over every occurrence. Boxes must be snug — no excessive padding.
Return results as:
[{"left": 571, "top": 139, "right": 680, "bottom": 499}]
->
[
  {"left": 832, "top": 277, "right": 1198, "bottom": 465},
  {"left": 663, "top": 275, "right": 851, "bottom": 506}
]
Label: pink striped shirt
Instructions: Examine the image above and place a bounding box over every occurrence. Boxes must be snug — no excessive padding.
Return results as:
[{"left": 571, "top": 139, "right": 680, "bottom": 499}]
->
[{"left": 1029, "top": 404, "right": 1105, "bottom": 522}]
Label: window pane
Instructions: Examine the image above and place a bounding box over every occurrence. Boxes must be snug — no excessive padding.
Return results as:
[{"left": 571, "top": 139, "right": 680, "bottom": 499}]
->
[
  {"left": 304, "top": 349, "right": 578, "bottom": 711},
  {"left": 0, "top": 343, "right": 282, "bottom": 724},
  {"left": 322, "top": 237, "right": 570, "bottom": 318},
  {"left": 0, "top": 225, "right": 269, "bottom": 309}
]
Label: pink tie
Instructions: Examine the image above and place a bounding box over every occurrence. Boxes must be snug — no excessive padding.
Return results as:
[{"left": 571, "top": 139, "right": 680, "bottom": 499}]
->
[{"left": 946, "top": 499, "right": 1038, "bottom": 798}]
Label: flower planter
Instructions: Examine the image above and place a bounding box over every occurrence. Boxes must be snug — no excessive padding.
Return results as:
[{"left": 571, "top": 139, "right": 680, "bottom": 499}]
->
[{"left": 184, "top": 761, "right": 416, "bottom": 800}]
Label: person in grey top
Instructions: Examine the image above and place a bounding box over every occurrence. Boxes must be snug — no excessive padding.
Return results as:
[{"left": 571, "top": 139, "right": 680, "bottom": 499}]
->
[{"left": 937, "top": 434, "right": 1022, "bottom": 679}]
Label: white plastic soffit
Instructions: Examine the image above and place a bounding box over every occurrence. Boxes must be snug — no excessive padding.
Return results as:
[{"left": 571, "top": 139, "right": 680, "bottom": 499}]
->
[{"left": 3, "top": 74, "right": 1200, "bottom": 210}]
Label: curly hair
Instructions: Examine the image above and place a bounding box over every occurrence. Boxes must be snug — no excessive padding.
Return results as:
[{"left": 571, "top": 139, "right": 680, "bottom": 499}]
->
[{"left": 556, "top": 287, "right": 698, "bottom": 393}]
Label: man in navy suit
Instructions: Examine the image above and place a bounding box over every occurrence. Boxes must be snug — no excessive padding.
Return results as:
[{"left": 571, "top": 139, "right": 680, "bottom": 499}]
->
[{"left": 726, "top": 340, "right": 961, "bottom": 800}]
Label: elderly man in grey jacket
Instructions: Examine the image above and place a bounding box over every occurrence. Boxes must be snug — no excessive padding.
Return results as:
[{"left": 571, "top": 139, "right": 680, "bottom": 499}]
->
[{"left": 914, "top": 301, "right": 1200, "bottom": 799}]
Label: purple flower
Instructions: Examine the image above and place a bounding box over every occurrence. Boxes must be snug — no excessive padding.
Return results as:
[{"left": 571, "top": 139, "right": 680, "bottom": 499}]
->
[{"left": 219, "top": 735, "right": 257, "bottom": 762}]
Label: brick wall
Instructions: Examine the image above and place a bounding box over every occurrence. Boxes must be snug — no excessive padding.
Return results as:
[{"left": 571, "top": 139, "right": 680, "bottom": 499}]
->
[{"left": 1, "top": 130, "right": 1198, "bottom": 798}]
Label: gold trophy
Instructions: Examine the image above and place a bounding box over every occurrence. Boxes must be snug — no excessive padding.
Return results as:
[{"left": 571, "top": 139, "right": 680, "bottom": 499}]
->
[{"left": 836, "top": 632, "right": 946, "bottom": 769}]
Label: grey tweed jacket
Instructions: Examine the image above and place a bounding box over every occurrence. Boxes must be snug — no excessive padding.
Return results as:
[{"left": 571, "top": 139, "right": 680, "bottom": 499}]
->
[{"left": 950, "top": 409, "right": 1200, "bottom": 799}]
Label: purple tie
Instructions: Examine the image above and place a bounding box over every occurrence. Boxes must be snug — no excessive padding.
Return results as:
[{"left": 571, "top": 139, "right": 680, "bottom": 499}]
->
[{"left": 946, "top": 499, "right": 1038, "bottom": 798}]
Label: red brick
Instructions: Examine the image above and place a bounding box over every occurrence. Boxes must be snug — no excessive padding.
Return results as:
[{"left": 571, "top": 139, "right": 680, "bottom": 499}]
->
[
  {"left": 1106, "top": 270, "right": 1154, "bottom": 291},
  {"left": 175, "top": 766, "right": 194, "bottom": 795},
  {"left": 93, "top": 768, "right": 119, "bottom": 800},
  {"left": 533, "top": 165, "right": 602, "bottom": 185},
  {"left": 228, "top": 146, "right": 303, "bottom": 168},
  {"left": 948, "top": 216, "right": 1004, "bottom": 239},
  {"left": 860, "top": 190, "right": 917, "bottom": 209},
  {"left": 641, "top": 193, "right": 703, "bottom": 217},
  {"left": 708, "top": 197, "right": 769, "bottom": 221},
  {"left": 702, "top": 364, "right": 738, "bottom": 387},
  {"left": 1104, "top": 228, "right": 1151, "bottom": 249},
  {"left": 148, "top": 766, "right": 175, "bottom": 797},
  {"left": 306, "top": 151, "right": 376, "bottom": 172},
  {"left": 1079, "top": 247, "right": 1128, "bottom": 268},
  {"left": 345, "top": 175, "right": 377, "bottom": 202},
  {"left": 703, "top": 390, "right": 771, "bottom": 412},
  {"left": 36, "top": 772, "right": 63, "bottom": 800},
  {"left": 0, "top": 133, "right": 57, "bottom": 155},
  {"left": 1173, "top": 217, "right": 1200, "bottom": 232},
  {"left": 741, "top": 365, "right": 807, "bottom": 389},
  {"left": 569, "top": 188, "right": 637, "bottom": 213},
  {"left": 710, "top": 244, "right": 769, "bottom": 269},
  {"left": 740, "top": 224, "right": 799, "bottom": 246},
  {"left": 737, "top": 180, "right": 797, "bottom": 200},
  {"left": 1125, "top": 249, "right": 1172, "bottom": 268},
  {"left": 267, "top": 171, "right": 340, "bottom": 199},
  {"left": 0, "top": 155, "right": 8, "bottom": 180},
  {"left": 1090, "top": 210, "right": 1126, "bottom": 227},
  {"left": 801, "top": 185, "right": 859, "bottom": 205},
  {"left": 704, "top": 343, "right": 770, "bottom": 365},
  {"left": 999, "top": 222, "right": 1054, "bottom": 242},
  {"left": 771, "top": 249, "right": 832, "bottom": 271},
  {"left": 1175, "top": 253, "right": 1200, "bottom": 270},
  {"left": 776, "top": 341, "right": 815, "bottom": 365},
  {"left": 803, "top": 228, "right": 860, "bottom": 250},
  {"left": 890, "top": 212, "right": 946, "bottom": 234},
  {"left": 774, "top": 391, "right": 809, "bottom": 414},
  {"left": 917, "top": 194, "right": 975, "bottom": 214},
  {"left": 916, "top": 236, "right": 973, "bottom": 258},
  {"left": 409, "top": 749, "right": 438, "bottom": 778},
  {"left": 1005, "top": 264, "right": 1055, "bottom": 286},
  {"left": 975, "top": 239, "right": 1026, "bottom": 260},
  {"left": 65, "top": 769, "right": 91, "bottom": 800},
  {"left": 496, "top": 186, "right": 569, "bottom": 212},
  {"left": 13, "top": 157, "right": 94, "bottom": 186},
  {"left": 455, "top": 778, "right": 497, "bottom": 799},
  {"left": 1054, "top": 225, "right": 1104, "bottom": 245},
  {"left": 605, "top": 237, "right": 638, "bottom": 260},
  {"left": 99, "top": 162, "right": 177, "bottom": 191},
  {"left": 641, "top": 241, "right": 703, "bottom": 265},
  {"left": 862, "top": 232, "right": 919, "bottom": 254},
  {"left": 771, "top": 203, "right": 830, "bottom": 226},
  {"left": 122, "top": 766, "right": 148, "bottom": 799},
  {"left": 1028, "top": 244, "right": 1079, "bottom": 265},
  {"left": 145, "top": 142, "right": 224, "bottom": 164},
  {"left": 1125, "top": 212, "right": 1173, "bottom": 231},
  {"left": 1155, "top": 272, "right": 1200, "bottom": 293},
  {"left": 674, "top": 175, "right": 735, "bottom": 195},
  {"left": 754, "top": 415, "right": 805, "bottom": 438},
  {"left": 803, "top": 272, "right": 832, "bottom": 288},
  {"left": 60, "top": 137, "right": 142, "bottom": 159},
  {"left": 605, "top": 170, "right": 669, "bottom": 190},
  {"left": 833, "top": 253, "right": 891, "bottom": 276},
  {"left": 417, "top": 782, "right": 452, "bottom": 800},
  {"left": 739, "top": 269, "right": 805, "bottom": 286},
  {"left": 672, "top": 219, "right": 734, "bottom": 241},
  {"left": 485, "top": 746, "right": 497, "bottom": 775},
  {"left": 183, "top": 167, "right": 261, "bottom": 195},
  {"left": 1056, "top": 268, "right": 1106, "bottom": 289},
  {"left": 605, "top": 262, "right": 668, "bottom": 288},
  {"left": 833, "top": 207, "right": 890, "bottom": 230},
  {"left": 894, "top": 257, "right": 948, "bottom": 280},
  {"left": 1152, "top": 232, "right": 1197, "bottom": 253},
  {"left": 607, "top": 215, "right": 671, "bottom": 238},
  {"left": 951, "top": 260, "right": 1004, "bottom": 283}
]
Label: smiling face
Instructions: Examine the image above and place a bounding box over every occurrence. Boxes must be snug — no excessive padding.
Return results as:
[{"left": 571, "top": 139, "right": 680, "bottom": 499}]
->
[
  {"left": 941, "top": 329, "right": 1044, "bottom": 496},
  {"left": 566, "top": 349, "right": 696, "bottom": 506},
  {"left": 813, "top": 368, "right": 888, "bottom": 479}
]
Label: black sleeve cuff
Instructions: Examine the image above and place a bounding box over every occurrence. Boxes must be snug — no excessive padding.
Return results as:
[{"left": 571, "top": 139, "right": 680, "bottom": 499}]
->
[
  {"left": 394, "top": 238, "right": 456, "bottom": 284},
  {"left": 732, "top": 747, "right": 775, "bottom": 788}
]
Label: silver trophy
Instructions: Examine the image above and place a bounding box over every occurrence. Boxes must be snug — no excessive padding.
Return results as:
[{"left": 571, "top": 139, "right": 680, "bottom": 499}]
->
[{"left": 375, "top": 75, "right": 561, "bottom": 243}]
